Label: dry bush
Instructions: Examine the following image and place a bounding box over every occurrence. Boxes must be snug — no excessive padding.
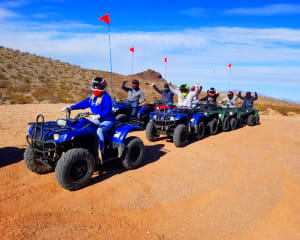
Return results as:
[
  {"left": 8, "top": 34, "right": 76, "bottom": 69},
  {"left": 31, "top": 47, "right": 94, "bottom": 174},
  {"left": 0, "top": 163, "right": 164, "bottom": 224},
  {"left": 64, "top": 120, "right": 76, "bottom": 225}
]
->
[
  {"left": 0, "top": 79, "right": 11, "bottom": 88},
  {"left": 7, "top": 92, "right": 33, "bottom": 104}
]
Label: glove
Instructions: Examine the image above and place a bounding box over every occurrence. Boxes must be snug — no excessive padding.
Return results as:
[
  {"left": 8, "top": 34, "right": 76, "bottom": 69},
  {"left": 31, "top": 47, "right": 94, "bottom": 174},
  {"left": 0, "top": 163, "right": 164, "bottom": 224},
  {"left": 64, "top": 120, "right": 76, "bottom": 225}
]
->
[
  {"left": 167, "top": 81, "right": 171, "bottom": 85},
  {"left": 61, "top": 106, "right": 71, "bottom": 112},
  {"left": 89, "top": 114, "right": 100, "bottom": 121},
  {"left": 194, "top": 81, "right": 199, "bottom": 86}
]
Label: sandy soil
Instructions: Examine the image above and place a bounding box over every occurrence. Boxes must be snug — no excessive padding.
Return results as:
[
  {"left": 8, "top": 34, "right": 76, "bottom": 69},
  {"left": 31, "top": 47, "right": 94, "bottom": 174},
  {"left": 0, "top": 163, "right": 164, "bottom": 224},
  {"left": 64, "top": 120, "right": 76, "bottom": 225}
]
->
[{"left": 0, "top": 104, "right": 300, "bottom": 240}]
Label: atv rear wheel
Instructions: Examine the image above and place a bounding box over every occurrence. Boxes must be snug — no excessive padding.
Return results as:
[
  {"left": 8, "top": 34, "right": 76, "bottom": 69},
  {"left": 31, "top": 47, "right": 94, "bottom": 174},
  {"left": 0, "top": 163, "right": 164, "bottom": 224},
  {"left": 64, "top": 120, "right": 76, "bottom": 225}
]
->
[
  {"left": 208, "top": 118, "right": 218, "bottom": 135},
  {"left": 247, "top": 114, "right": 255, "bottom": 126},
  {"left": 255, "top": 115, "right": 260, "bottom": 125},
  {"left": 24, "top": 146, "right": 54, "bottom": 174},
  {"left": 116, "top": 114, "right": 129, "bottom": 123},
  {"left": 230, "top": 117, "right": 238, "bottom": 130},
  {"left": 173, "top": 124, "right": 188, "bottom": 148},
  {"left": 146, "top": 121, "right": 159, "bottom": 142},
  {"left": 196, "top": 121, "right": 206, "bottom": 140},
  {"left": 55, "top": 148, "right": 95, "bottom": 191},
  {"left": 222, "top": 116, "right": 230, "bottom": 132},
  {"left": 122, "top": 137, "right": 145, "bottom": 170}
]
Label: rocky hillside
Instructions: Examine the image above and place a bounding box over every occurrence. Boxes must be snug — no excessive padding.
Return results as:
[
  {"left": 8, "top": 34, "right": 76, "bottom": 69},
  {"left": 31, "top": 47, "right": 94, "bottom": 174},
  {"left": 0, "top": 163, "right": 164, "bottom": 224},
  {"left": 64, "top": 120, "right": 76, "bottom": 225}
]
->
[
  {"left": 1, "top": 46, "right": 300, "bottom": 115},
  {"left": 0, "top": 46, "right": 165, "bottom": 104}
]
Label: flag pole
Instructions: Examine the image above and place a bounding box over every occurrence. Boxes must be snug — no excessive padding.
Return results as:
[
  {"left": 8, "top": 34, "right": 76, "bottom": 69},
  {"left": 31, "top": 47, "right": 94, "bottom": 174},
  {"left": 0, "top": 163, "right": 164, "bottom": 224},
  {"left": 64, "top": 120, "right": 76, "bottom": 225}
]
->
[
  {"left": 164, "top": 59, "right": 167, "bottom": 81},
  {"left": 132, "top": 51, "right": 134, "bottom": 75},
  {"left": 108, "top": 24, "right": 114, "bottom": 97},
  {"left": 229, "top": 67, "right": 231, "bottom": 90}
]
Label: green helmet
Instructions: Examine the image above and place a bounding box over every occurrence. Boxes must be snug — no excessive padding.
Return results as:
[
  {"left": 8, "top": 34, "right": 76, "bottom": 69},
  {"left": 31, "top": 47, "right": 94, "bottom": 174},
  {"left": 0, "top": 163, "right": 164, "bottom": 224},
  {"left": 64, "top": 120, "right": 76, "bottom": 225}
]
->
[{"left": 179, "top": 84, "right": 189, "bottom": 97}]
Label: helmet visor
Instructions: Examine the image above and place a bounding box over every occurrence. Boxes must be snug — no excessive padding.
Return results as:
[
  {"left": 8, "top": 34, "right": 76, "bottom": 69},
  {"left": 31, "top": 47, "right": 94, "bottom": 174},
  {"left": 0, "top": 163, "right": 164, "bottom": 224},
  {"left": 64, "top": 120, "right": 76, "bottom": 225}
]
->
[{"left": 91, "top": 83, "right": 105, "bottom": 90}]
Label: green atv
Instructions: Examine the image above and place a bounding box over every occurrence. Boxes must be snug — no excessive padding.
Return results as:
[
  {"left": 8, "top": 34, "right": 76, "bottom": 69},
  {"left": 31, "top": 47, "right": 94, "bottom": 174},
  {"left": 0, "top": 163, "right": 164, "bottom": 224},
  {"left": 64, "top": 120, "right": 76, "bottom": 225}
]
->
[
  {"left": 196, "top": 104, "right": 220, "bottom": 135},
  {"left": 237, "top": 107, "right": 260, "bottom": 127},
  {"left": 215, "top": 105, "right": 240, "bottom": 132}
]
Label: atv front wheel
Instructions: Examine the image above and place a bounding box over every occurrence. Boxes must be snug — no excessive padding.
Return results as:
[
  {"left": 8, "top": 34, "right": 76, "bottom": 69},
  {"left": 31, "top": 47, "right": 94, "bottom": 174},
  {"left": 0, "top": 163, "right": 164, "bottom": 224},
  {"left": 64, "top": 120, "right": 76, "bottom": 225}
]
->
[
  {"left": 222, "top": 116, "right": 230, "bottom": 132},
  {"left": 208, "top": 118, "right": 218, "bottom": 135},
  {"left": 55, "top": 148, "right": 95, "bottom": 191},
  {"left": 122, "top": 137, "right": 145, "bottom": 170},
  {"left": 230, "top": 117, "right": 238, "bottom": 130},
  {"left": 173, "top": 124, "right": 188, "bottom": 147},
  {"left": 247, "top": 114, "right": 255, "bottom": 126},
  {"left": 146, "top": 121, "right": 159, "bottom": 142},
  {"left": 24, "top": 146, "right": 54, "bottom": 174},
  {"left": 116, "top": 114, "right": 129, "bottom": 123}
]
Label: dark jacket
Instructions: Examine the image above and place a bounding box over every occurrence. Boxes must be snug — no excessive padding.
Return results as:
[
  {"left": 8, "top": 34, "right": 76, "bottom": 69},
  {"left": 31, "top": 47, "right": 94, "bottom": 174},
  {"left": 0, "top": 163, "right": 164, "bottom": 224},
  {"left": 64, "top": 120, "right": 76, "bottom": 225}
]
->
[
  {"left": 153, "top": 85, "right": 174, "bottom": 104},
  {"left": 200, "top": 92, "right": 219, "bottom": 105},
  {"left": 238, "top": 92, "right": 258, "bottom": 108}
]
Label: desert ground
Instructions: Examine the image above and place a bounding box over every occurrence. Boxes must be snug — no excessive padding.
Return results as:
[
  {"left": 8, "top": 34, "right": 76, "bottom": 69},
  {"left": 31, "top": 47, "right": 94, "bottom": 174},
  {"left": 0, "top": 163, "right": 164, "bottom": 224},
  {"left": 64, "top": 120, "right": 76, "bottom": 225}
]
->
[{"left": 0, "top": 104, "right": 300, "bottom": 240}]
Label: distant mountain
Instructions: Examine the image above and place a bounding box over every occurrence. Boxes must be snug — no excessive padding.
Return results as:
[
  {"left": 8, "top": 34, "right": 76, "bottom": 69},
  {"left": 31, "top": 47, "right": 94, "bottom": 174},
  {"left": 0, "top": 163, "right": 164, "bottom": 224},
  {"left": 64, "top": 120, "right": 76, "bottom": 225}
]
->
[{"left": 0, "top": 46, "right": 299, "bottom": 116}]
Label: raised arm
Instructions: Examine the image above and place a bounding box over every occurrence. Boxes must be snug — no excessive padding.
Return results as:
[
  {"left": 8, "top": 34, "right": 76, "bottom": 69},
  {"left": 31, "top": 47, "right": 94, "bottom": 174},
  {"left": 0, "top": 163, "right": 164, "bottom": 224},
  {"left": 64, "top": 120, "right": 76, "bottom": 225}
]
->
[
  {"left": 253, "top": 92, "right": 258, "bottom": 100},
  {"left": 237, "top": 91, "right": 244, "bottom": 100},
  {"left": 153, "top": 84, "right": 163, "bottom": 94},
  {"left": 121, "top": 81, "right": 130, "bottom": 92},
  {"left": 168, "top": 82, "right": 181, "bottom": 97}
]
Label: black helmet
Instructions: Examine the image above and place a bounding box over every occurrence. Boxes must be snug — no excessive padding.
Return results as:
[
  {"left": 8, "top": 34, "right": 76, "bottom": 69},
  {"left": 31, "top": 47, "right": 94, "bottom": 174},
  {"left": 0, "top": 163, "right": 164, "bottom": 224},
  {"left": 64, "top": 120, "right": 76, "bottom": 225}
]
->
[
  {"left": 132, "top": 79, "right": 139, "bottom": 87},
  {"left": 246, "top": 91, "right": 251, "bottom": 98}
]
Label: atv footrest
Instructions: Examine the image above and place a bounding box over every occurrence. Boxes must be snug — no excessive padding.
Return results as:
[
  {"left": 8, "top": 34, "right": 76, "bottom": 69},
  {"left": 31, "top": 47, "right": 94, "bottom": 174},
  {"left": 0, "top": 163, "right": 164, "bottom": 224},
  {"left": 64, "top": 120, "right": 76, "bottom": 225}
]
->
[{"left": 129, "top": 117, "right": 145, "bottom": 128}]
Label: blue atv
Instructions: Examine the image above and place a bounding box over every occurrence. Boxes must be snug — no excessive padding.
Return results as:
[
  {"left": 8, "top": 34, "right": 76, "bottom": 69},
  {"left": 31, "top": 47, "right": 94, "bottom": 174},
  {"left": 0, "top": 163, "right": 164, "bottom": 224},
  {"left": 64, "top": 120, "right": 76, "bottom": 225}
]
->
[
  {"left": 24, "top": 110, "right": 145, "bottom": 191},
  {"left": 146, "top": 106, "right": 207, "bottom": 147},
  {"left": 112, "top": 101, "right": 155, "bottom": 128}
]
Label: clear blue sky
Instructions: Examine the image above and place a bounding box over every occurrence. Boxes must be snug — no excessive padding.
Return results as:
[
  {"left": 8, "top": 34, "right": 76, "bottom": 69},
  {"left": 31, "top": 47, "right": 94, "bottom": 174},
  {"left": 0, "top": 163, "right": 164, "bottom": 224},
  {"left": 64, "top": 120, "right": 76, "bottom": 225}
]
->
[{"left": 0, "top": 0, "right": 300, "bottom": 101}]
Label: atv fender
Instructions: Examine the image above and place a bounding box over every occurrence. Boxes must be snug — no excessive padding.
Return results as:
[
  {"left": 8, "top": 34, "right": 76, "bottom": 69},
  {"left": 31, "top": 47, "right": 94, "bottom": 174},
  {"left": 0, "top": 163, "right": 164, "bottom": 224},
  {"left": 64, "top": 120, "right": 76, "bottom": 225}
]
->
[
  {"left": 112, "top": 124, "right": 143, "bottom": 145},
  {"left": 137, "top": 106, "right": 151, "bottom": 119},
  {"left": 189, "top": 113, "right": 206, "bottom": 126}
]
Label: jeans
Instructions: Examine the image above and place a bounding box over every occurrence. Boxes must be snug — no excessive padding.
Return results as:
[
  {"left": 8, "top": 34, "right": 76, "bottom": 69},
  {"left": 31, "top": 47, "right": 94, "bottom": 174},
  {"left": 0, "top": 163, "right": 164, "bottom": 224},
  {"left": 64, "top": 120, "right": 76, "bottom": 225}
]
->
[
  {"left": 123, "top": 100, "right": 138, "bottom": 116},
  {"left": 96, "top": 121, "right": 114, "bottom": 151}
]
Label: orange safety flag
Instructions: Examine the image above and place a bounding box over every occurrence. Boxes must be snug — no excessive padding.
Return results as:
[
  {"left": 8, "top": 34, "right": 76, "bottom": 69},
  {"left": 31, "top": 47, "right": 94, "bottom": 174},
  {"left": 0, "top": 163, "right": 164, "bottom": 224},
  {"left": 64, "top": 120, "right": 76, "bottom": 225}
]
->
[{"left": 99, "top": 14, "right": 110, "bottom": 24}]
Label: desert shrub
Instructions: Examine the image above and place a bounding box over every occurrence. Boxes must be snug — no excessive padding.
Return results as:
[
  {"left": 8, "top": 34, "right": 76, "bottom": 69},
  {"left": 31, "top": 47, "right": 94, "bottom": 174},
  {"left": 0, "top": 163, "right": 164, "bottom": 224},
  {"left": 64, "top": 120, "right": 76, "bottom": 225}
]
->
[
  {"left": 0, "top": 79, "right": 11, "bottom": 88},
  {"left": 7, "top": 92, "right": 33, "bottom": 104}
]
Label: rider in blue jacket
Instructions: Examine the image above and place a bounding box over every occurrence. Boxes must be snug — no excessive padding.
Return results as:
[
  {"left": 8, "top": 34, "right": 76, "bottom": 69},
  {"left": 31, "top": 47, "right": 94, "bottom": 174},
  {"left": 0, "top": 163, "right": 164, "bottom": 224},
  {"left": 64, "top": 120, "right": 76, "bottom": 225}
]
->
[{"left": 62, "top": 77, "right": 115, "bottom": 156}]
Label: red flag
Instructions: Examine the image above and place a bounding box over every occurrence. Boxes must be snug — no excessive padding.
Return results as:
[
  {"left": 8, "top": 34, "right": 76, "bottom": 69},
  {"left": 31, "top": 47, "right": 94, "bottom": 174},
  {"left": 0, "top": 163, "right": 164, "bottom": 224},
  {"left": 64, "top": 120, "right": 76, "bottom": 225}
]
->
[
  {"left": 164, "top": 57, "right": 167, "bottom": 62},
  {"left": 227, "top": 63, "right": 232, "bottom": 68},
  {"left": 99, "top": 14, "right": 110, "bottom": 24},
  {"left": 129, "top": 47, "right": 134, "bottom": 52}
]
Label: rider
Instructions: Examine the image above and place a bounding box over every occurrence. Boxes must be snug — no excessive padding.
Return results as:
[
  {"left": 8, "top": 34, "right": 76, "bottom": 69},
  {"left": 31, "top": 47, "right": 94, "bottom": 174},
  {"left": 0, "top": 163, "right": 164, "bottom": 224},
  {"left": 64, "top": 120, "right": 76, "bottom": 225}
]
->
[
  {"left": 152, "top": 82, "right": 174, "bottom": 105},
  {"left": 122, "top": 79, "right": 146, "bottom": 116},
  {"left": 238, "top": 91, "right": 258, "bottom": 108},
  {"left": 220, "top": 91, "right": 237, "bottom": 108},
  {"left": 169, "top": 81, "right": 202, "bottom": 108},
  {"left": 191, "top": 85, "right": 202, "bottom": 106},
  {"left": 62, "top": 77, "right": 115, "bottom": 157},
  {"left": 200, "top": 87, "right": 219, "bottom": 107}
]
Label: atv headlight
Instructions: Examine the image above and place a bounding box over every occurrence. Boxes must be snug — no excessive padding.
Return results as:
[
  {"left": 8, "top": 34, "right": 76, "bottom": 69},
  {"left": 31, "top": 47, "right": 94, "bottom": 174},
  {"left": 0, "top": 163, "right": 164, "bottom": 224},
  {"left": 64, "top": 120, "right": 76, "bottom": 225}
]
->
[
  {"left": 219, "top": 114, "right": 222, "bottom": 117},
  {"left": 229, "top": 112, "right": 233, "bottom": 115},
  {"left": 153, "top": 115, "right": 157, "bottom": 120},
  {"left": 170, "top": 116, "right": 175, "bottom": 121},
  {"left": 112, "top": 107, "right": 116, "bottom": 111},
  {"left": 53, "top": 134, "right": 60, "bottom": 141},
  {"left": 114, "top": 131, "right": 121, "bottom": 138}
]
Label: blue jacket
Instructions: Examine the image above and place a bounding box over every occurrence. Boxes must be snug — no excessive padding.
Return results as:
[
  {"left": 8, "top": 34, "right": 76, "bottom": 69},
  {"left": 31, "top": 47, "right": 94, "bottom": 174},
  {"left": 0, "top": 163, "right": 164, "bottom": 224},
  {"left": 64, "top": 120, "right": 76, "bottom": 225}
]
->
[
  {"left": 70, "top": 92, "right": 115, "bottom": 122},
  {"left": 153, "top": 85, "right": 174, "bottom": 104}
]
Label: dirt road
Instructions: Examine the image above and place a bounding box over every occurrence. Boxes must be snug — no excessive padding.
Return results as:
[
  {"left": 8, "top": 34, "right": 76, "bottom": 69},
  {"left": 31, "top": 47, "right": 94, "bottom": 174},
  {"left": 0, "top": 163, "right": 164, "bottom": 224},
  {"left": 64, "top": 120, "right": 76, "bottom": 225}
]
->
[{"left": 0, "top": 104, "right": 300, "bottom": 240}]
